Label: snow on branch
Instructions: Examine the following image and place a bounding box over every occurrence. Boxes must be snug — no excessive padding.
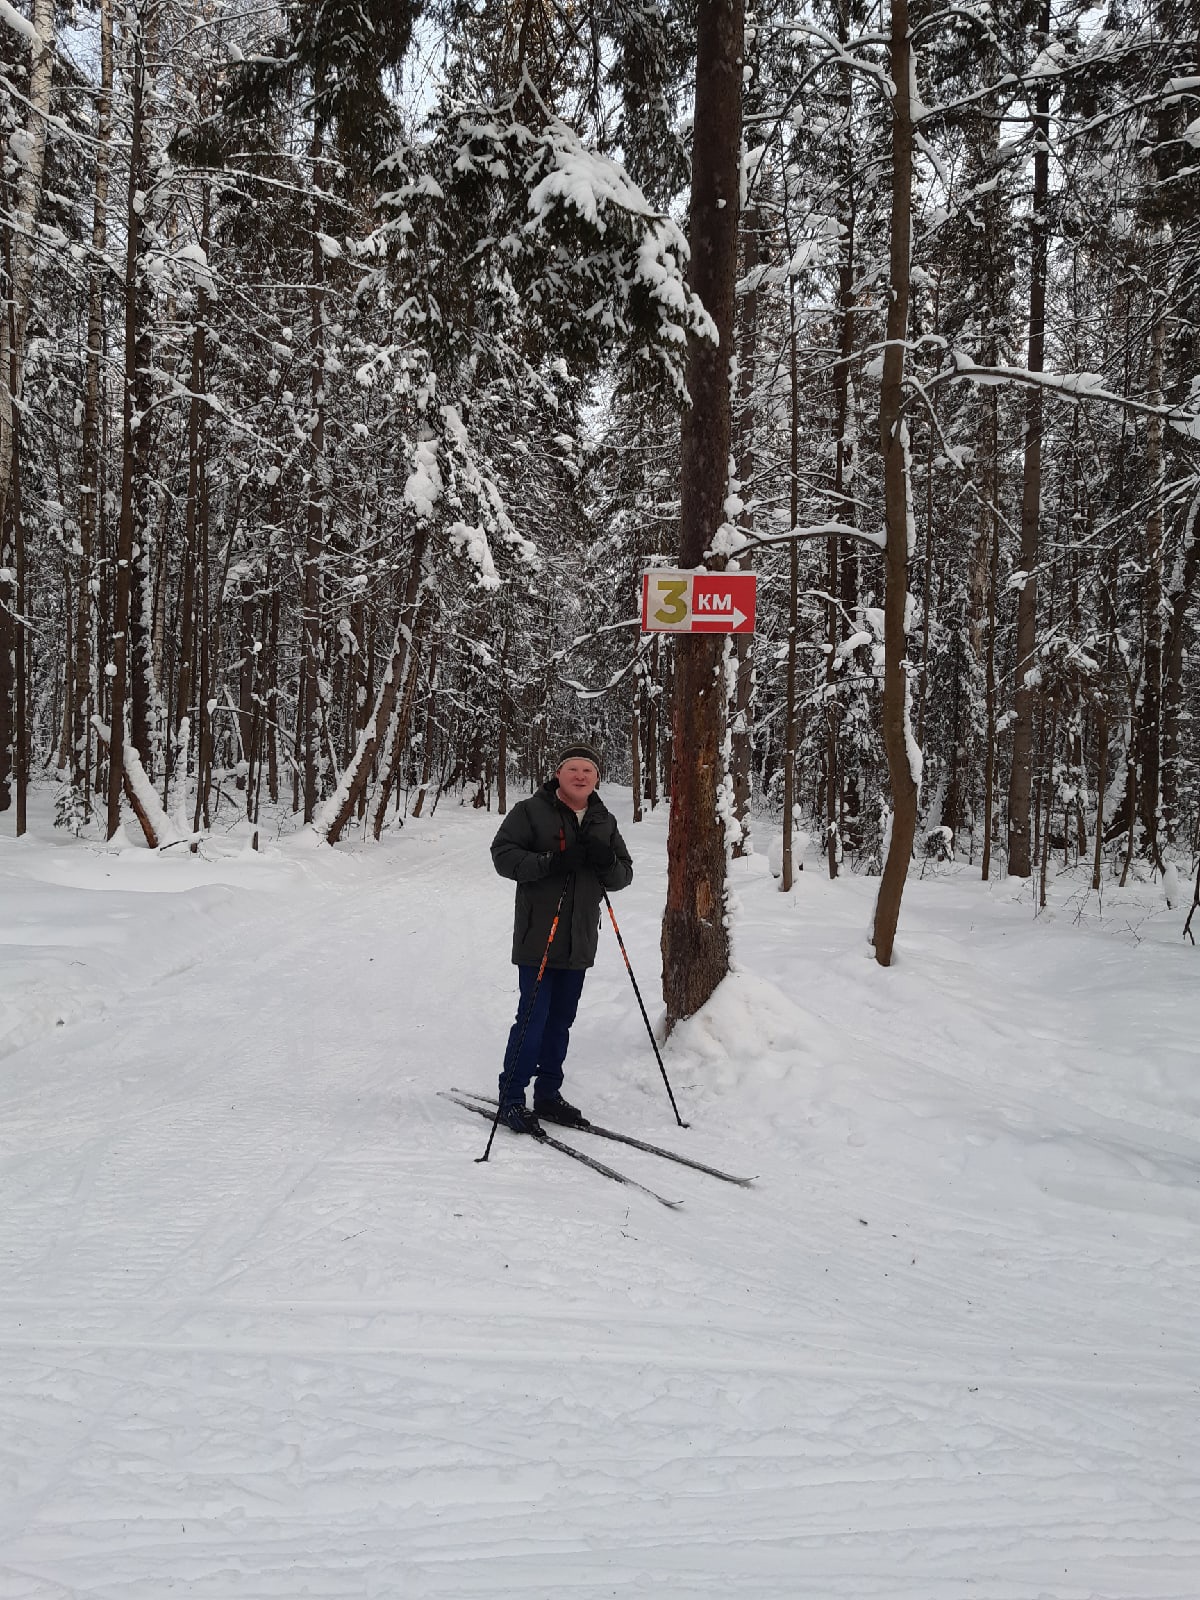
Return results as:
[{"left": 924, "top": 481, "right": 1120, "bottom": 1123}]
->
[
  {"left": 942, "top": 352, "right": 1200, "bottom": 438},
  {"left": 0, "top": 0, "right": 40, "bottom": 46},
  {"left": 709, "top": 520, "right": 887, "bottom": 560},
  {"left": 371, "top": 97, "right": 714, "bottom": 402}
]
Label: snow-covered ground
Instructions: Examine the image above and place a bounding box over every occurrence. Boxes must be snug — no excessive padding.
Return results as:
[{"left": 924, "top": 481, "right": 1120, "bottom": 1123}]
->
[{"left": 2, "top": 789, "right": 1198, "bottom": 1599}]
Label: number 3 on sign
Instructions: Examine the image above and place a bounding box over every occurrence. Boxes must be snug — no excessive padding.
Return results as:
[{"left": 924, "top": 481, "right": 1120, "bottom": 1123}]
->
[{"left": 651, "top": 577, "right": 689, "bottom": 626}]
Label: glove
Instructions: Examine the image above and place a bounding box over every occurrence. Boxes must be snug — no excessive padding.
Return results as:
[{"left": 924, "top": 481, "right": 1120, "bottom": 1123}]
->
[
  {"left": 544, "top": 841, "right": 586, "bottom": 876},
  {"left": 582, "top": 834, "right": 616, "bottom": 871}
]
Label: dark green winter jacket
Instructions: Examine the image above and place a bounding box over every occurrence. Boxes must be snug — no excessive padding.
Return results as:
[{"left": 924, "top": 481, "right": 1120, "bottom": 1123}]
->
[{"left": 491, "top": 781, "right": 634, "bottom": 969}]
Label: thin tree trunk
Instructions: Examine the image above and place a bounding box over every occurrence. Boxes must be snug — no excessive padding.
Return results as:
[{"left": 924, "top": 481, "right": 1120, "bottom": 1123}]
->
[
  {"left": 1038, "top": 701, "right": 1060, "bottom": 910},
  {"left": 645, "top": 634, "right": 660, "bottom": 808},
  {"left": 729, "top": 204, "right": 759, "bottom": 857},
  {"left": 916, "top": 268, "right": 942, "bottom": 762},
  {"left": 302, "top": 129, "right": 326, "bottom": 823},
  {"left": 1136, "top": 290, "right": 1166, "bottom": 864},
  {"left": 782, "top": 281, "right": 800, "bottom": 894},
  {"left": 10, "top": 414, "right": 28, "bottom": 832},
  {"left": 57, "top": 557, "right": 75, "bottom": 772},
  {"left": 631, "top": 681, "right": 643, "bottom": 824},
  {"left": 190, "top": 451, "right": 213, "bottom": 841},
  {"left": 870, "top": 0, "right": 919, "bottom": 967},
  {"left": 237, "top": 583, "right": 256, "bottom": 786},
  {"left": 1161, "top": 490, "right": 1200, "bottom": 841},
  {"left": 410, "top": 639, "right": 438, "bottom": 819},
  {"left": 1096, "top": 716, "right": 1111, "bottom": 887},
  {"left": 72, "top": 0, "right": 114, "bottom": 809},
  {"left": 108, "top": 4, "right": 151, "bottom": 837},
  {"left": 1007, "top": 2, "right": 1052, "bottom": 879},
  {"left": 829, "top": 10, "right": 857, "bottom": 876},
  {"left": 127, "top": 2, "right": 162, "bottom": 783},
  {"left": 175, "top": 192, "right": 209, "bottom": 816},
  {"left": 267, "top": 585, "right": 280, "bottom": 804}
]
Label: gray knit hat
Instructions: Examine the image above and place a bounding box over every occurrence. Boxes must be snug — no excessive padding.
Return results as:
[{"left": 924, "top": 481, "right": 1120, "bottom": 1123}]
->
[{"left": 556, "top": 741, "right": 603, "bottom": 778}]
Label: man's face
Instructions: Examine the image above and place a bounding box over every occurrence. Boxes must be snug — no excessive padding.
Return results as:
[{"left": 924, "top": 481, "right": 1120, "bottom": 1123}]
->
[{"left": 556, "top": 759, "right": 599, "bottom": 807}]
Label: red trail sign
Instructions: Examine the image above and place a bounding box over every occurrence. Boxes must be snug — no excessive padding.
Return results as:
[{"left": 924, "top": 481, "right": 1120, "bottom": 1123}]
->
[{"left": 641, "top": 570, "right": 756, "bottom": 634}]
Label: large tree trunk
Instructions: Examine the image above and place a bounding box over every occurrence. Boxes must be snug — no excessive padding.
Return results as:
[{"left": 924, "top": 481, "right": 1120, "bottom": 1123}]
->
[
  {"left": 661, "top": 0, "right": 743, "bottom": 1029},
  {"left": 1006, "top": 1, "right": 1052, "bottom": 878},
  {"left": 870, "top": 0, "right": 919, "bottom": 968}
]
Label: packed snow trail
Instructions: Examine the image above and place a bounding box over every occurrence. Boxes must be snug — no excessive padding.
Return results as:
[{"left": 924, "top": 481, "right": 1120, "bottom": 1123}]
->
[{"left": 1, "top": 796, "right": 1198, "bottom": 1598}]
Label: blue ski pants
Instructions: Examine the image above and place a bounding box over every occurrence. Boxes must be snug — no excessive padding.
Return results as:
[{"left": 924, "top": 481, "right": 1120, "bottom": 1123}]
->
[{"left": 499, "top": 964, "right": 588, "bottom": 1109}]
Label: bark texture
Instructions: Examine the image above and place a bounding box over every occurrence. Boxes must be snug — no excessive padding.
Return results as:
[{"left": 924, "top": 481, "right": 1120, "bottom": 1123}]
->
[
  {"left": 870, "top": 0, "right": 919, "bottom": 968},
  {"left": 661, "top": 0, "right": 743, "bottom": 1029}
]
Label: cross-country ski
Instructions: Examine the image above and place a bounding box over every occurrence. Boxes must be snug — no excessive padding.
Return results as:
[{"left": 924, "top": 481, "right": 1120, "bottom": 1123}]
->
[
  {"left": 441, "top": 1091, "right": 683, "bottom": 1209},
  {"left": 451, "top": 1087, "right": 756, "bottom": 1186}
]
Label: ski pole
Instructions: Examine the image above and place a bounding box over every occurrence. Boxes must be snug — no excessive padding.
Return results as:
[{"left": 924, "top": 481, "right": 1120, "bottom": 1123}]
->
[
  {"left": 477, "top": 873, "right": 571, "bottom": 1163},
  {"left": 602, "top": 889, "right": 687, "bottom": 1128}
]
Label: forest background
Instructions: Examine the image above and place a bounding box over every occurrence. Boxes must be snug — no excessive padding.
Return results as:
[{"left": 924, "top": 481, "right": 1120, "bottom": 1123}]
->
[{"left": 2, "top": 0, "right": 1199, "bottom": 989}]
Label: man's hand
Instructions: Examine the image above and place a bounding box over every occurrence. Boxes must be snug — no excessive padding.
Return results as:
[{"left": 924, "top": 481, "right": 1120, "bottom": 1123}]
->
[
  {"left": 582, "top": 835, "right": 616, "bottom": 871},
  {"left": 544, "top": 842, "right": 586, "bottom": 875}
]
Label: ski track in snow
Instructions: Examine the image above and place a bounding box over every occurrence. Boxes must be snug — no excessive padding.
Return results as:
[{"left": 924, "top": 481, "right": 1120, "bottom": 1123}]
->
[{"left": 1, "top": 798, "right": 1198, "bottom": 1598}]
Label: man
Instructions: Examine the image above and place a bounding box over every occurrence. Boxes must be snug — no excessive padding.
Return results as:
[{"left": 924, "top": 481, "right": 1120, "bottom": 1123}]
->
[{"left": 490, "top": 741, "right": 634, "bottom": 1135}]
